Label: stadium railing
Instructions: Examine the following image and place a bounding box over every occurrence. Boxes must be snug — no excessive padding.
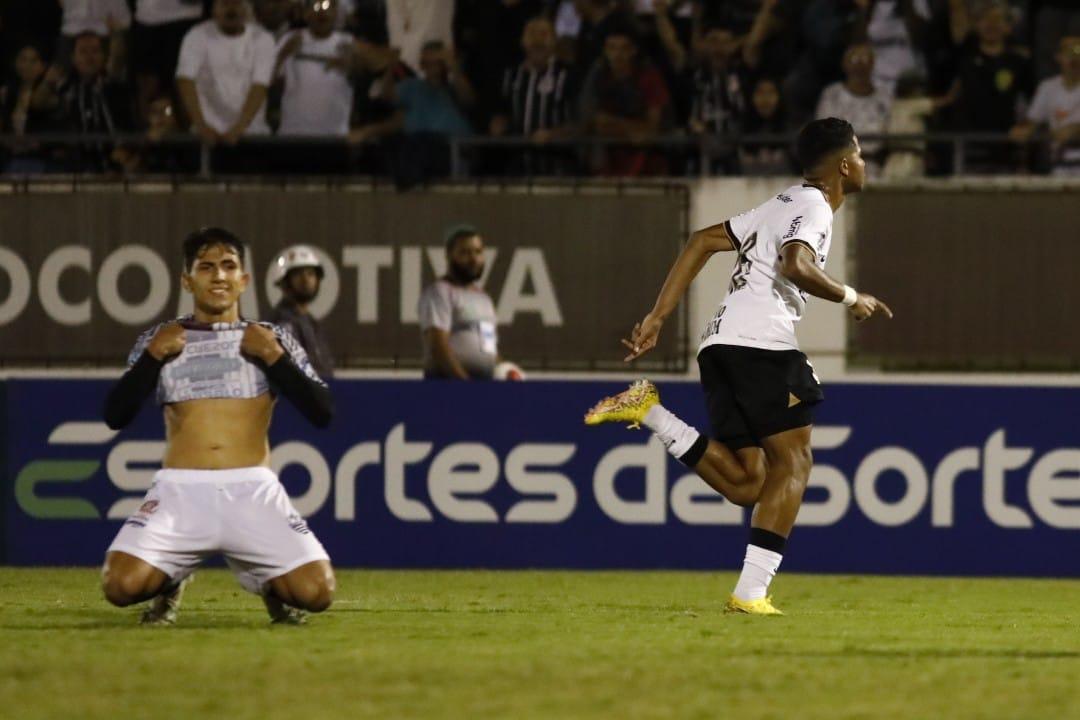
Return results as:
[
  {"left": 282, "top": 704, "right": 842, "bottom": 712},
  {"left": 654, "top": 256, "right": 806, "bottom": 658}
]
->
[{"left": 0, "top": 132, "right": 1061, "bottom": 180}]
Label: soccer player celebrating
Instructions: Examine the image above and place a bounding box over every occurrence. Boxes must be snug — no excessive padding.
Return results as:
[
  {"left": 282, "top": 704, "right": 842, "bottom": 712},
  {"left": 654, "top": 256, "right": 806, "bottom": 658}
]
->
[
  {"left": 585, "top": 118, "right": 892, "bottom": 615},
  {"left": 101, "top": 228, "right": 335, "bottom": 625}
]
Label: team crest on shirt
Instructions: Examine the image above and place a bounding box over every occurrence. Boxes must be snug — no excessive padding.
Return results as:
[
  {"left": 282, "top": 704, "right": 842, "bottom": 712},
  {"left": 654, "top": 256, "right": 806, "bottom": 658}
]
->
[
  {"left": 138, "top": 500, "right": 159, "bottom": 515},
  {"left": 996, "top": 69, "right": 1014, "bottom": 92},
  {"left": 288, "top": 511, "right": 311, "bottom": 535}
]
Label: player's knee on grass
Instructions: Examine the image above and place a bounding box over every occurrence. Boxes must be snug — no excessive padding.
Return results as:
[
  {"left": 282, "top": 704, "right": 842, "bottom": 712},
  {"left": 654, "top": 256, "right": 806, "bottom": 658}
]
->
[
  {"left": 274, "top": 560, "right": 336, "bottom": 613},
  {"left": 101, "top": 553, "right": 168, "bottom": 607}
]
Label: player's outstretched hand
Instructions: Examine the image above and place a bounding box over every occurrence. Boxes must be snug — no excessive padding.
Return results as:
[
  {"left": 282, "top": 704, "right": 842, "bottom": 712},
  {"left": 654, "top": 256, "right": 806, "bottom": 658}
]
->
[
  {"left": 622, "top": 313, "right": 663, "bottom": 362},
  {"left": 850, "top": 293, "right": 893, "bottom": 322},
  {"left": 147, "top": 322, "right": 186, "bottom": 361},
  {"left": 241, "top": 324, "right": 285, "bottom": 365}
]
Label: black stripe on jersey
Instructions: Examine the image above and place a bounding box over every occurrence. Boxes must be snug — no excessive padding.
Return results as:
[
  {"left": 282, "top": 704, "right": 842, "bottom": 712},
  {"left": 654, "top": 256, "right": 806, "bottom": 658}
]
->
[
  {"left": 779, "top": 239, "right": 817, "bottom": 256},
  {"left": 501, "top": 60, "right": 572, "bottom": 135},
  {"left": 724, "top": 220, "right": 741, "bottom": 250}
]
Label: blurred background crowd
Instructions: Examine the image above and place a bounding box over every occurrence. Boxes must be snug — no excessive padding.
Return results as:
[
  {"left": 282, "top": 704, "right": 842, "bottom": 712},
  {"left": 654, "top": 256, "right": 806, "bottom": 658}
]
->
[{"left": 1, "top": 0, "right": 1078, "bottom": 180}]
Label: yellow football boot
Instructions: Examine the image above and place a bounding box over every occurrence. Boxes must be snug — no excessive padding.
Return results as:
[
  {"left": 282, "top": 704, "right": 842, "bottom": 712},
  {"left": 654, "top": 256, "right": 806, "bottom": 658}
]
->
[
  {"left": 584, "top": 379, "right": 659, "bottom": 430},
  {"left": 726, "top": 594, "right": 784, "bottom": 616}
]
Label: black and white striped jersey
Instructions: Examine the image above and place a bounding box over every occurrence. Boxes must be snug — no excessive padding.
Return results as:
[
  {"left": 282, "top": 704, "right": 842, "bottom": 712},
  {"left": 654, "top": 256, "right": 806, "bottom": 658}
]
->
[{"left": 498, "top": 59, "right": 576, "bottom": 135}]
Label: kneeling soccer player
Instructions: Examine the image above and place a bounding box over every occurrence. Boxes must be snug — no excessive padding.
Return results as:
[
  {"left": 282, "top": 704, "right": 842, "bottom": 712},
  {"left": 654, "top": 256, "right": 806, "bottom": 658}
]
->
[
  {"left": 586, "top": 119, "right": 893, "bottom": 614},
  {"left": 101, "top": 227, "right": 335, "bottom": 625}
]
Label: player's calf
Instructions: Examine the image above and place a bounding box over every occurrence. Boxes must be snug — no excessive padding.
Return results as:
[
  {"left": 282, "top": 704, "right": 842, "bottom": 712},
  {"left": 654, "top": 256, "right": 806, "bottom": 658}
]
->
[
  {"left": 754, "top": 440, "right": 813, "bottom": 534},
  {"left": 693, "top": 444, "right": 766, "bottom": 506}
]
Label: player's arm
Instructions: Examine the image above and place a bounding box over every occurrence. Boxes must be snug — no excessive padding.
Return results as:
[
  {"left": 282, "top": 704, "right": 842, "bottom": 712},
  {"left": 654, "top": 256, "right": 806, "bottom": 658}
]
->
[
  {"left": 778, "top": 243, "right": 893, "bottom": 321},
  {"left": 242, "top": 325, "right": 334, "bottom": 428},
  {"left": 103, "top": 323, "right": 185, "bottom": 430},
  {"left": 425, "top": 328, "right": 471, "bottom": 380},
  {"left": 623, "top": 223, "right": 735, "bottom": 361}
]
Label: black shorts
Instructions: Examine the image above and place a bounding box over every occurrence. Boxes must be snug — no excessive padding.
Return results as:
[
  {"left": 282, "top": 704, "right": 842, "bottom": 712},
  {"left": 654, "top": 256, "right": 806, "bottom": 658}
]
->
[{"left": 697, "top": 344, "right": 824, "bottom": 451}]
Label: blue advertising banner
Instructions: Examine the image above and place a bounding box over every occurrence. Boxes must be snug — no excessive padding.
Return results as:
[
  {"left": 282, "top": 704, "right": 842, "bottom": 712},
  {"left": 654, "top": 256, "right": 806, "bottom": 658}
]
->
[{"left": 3, "top": 379, "right": 1079, "bottom": 576}]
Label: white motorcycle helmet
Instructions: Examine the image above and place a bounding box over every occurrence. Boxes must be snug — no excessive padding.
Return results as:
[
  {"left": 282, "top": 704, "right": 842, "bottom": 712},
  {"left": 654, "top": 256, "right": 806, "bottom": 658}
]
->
[{"left": 272, "top": 245, "right": 324, "bottom": 286}]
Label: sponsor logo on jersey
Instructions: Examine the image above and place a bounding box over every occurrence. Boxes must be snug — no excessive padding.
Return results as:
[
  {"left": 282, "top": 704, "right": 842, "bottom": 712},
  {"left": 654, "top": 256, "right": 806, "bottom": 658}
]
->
[{"left": 782, "top": 216, "right": 803, "bottom": 240}]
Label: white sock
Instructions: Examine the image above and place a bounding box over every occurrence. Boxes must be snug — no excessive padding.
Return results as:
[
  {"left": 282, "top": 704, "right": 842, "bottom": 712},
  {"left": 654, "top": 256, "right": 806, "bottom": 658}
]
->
[
  {"left": 643, "top": 404, "right": 701, "bottom": 459},
  {"left": 732, "top": 544, "right": 783, "bottom": 601}
]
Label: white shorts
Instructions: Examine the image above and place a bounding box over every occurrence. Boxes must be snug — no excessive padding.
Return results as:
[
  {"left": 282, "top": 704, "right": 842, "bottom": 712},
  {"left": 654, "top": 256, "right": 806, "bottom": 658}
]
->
[{"left": 107, "top": 467, "right": 330, "bottom": 594}]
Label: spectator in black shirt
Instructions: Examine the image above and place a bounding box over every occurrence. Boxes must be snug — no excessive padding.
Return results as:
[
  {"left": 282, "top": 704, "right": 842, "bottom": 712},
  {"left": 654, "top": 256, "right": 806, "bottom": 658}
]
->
[
  {"left": 1, "top": 43, "right": 51, "bottom": 173},
  {"left": 738, "top": 76, "right": 795, "bottom": 175},
  {"left": 269, "top": 245, "right": 335, "bottom": 380},
  {"left": 32, "top": 32, "right": 135, "bottom": 172},
  {"left": 952, "top": 0, "right": 1032, "bottom": 171},
  {"left": 110, "top": 95, "right": 199, "bottom": 174},
  {"left": 668, "top": 24, "right": 749, "bottom": 173},
  {"left": 576, "top": 0, "right": 634, "bottom": 72},
  {"left": 685, "top": 26, "right": 748, "bottom": 136}
]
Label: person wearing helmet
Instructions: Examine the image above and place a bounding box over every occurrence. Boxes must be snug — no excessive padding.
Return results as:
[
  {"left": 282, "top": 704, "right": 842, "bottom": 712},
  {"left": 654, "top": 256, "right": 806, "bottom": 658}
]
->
[{"left": 269, "top": 244, "right": 335, "bottom": 379}]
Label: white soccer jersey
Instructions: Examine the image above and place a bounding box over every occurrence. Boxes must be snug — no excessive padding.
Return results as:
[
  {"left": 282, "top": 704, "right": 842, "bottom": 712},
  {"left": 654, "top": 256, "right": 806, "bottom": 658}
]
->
[
  {"left": 277, "top": 29, "right": 356, "bottom": 136},
  {"left": 698, "top": 184, "right": 834, "bottom": 353}
]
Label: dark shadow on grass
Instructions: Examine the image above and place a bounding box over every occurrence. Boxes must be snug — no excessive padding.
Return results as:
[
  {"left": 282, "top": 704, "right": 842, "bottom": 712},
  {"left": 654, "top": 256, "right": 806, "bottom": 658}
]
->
[{"left": 0, "top": 609, "right": 278, "bottom": 631}]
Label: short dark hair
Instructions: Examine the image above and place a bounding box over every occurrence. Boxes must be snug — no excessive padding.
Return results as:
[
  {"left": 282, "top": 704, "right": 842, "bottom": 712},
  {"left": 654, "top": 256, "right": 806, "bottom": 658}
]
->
[
  {"left": 182, "top": 227, "right": 245, "bottom": 271},
  {"left": 795, "top": 118, "right": 856, "bottom": 173},
  {"left": 602, "top": 20, "right": 639, "bottom": 47},
  {"left": 73, "top": 31, "right": 105, "bottom": 47},
  {"left": 444, "top": 223, "right": 479, "bottom": 253}
]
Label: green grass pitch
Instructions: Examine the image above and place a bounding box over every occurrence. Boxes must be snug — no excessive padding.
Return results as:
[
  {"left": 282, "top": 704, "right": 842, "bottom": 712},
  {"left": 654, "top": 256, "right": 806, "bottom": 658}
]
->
[{"left": 1, "top": 568, "right": 1078, "bottom": 719}]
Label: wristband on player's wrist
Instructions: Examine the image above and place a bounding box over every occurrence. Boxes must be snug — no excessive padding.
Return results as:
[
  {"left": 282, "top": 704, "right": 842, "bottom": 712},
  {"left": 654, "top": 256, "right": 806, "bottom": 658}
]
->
[{"left": 841, "top": 285, "right": 858, "bottom": 307}]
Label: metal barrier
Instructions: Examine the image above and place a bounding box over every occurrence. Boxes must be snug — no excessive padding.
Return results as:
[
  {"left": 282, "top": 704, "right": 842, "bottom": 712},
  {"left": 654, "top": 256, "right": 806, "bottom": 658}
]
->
[{"left": 0, "top": 131, "right": 1061, "bottom": 179}]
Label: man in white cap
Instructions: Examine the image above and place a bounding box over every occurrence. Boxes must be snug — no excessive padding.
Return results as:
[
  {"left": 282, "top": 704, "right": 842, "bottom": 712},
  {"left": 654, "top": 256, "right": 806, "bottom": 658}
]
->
[{"left": 269, "top": 245, "right": 335, "bottom": 379}]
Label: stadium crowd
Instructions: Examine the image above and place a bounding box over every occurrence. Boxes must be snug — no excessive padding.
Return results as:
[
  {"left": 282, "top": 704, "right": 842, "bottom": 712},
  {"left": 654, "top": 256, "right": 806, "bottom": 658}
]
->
[{"left": 0, "top": 0, "right": 1078, "bottom": 180}]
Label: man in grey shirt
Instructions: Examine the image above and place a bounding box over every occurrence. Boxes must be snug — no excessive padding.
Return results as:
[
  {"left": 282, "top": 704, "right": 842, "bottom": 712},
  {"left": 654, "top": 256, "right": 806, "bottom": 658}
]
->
[{"left": 418, "top": 225, "right": 499, "bottom": 380}]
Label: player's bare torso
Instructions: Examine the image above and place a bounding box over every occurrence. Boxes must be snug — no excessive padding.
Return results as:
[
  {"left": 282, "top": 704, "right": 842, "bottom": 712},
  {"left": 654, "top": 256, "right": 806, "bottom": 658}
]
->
[{"left": 162, "top": 395, "right": 274, "bottom": 469}]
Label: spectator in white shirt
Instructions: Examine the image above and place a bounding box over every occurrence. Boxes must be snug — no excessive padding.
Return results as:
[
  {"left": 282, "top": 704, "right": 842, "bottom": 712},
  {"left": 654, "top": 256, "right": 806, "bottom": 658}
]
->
[
  {"left": 131, "top": 0, "right": 206, "bottom": 123},
  {"left": 176, "top": 0, "right": 277, "bottom": 146},
  {"left": 815, "top": 43, "right": 892, "bottom": 171},
  {"left": 57, "top": 0, "right": 131, "bottom": 79},
  {"left": 1011, "top": 35, "right": 1080, "bottom": 175},
  {"left": 276, "top": 0, "right": 393, "bottom": 137}
]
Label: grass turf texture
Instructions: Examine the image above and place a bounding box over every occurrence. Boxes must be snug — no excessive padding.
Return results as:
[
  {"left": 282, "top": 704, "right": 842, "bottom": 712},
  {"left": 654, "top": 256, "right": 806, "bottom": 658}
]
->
[{"left": 1, "top": 569, "right": 1078, "bottom": 719}]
